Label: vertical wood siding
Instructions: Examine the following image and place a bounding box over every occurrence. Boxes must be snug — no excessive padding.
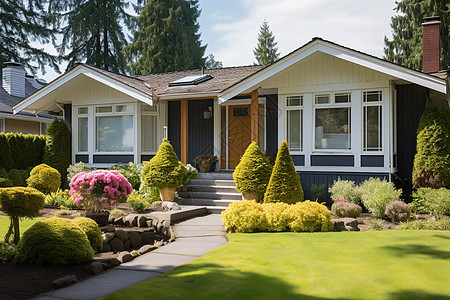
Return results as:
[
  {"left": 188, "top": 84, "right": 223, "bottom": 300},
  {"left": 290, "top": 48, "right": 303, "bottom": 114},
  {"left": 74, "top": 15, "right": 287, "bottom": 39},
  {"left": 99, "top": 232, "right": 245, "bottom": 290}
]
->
[
  {"left": 188, "top": 99, "right": 214, "bottom": 163},
  {"left": 265, "top": 94, "right": 278, "bottom": 152},
  {"left": 168, "top": 101, "right": 181, "bottom": 160}
]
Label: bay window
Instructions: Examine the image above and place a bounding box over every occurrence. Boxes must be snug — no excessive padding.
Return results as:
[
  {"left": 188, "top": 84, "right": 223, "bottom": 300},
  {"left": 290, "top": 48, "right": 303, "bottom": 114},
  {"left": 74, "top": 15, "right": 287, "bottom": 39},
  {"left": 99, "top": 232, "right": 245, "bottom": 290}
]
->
[
  {"left": 77, "top": 107, "right": 88, "bottom": 152},
  {"left": 286, "top": 95, "right": 303, "bottom": 151},
  {"left": 363, "top": 91, "right": 382, "bottom": 151},
  {"left": 95, "top": 105, "right": 134, "bottom": 152}
]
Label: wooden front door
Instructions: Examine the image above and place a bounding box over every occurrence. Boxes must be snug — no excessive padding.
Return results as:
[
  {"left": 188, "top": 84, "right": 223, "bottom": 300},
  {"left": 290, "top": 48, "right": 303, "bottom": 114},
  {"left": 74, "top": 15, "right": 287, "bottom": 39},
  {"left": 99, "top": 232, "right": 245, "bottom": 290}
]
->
[{"left": 228, "top": 105, "right": 252, "bottom": 169}]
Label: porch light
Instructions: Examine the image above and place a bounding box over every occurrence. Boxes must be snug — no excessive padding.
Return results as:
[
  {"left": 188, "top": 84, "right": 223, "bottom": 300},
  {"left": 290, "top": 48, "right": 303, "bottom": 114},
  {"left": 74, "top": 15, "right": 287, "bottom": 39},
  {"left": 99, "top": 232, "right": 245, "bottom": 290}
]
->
[{"left": 204, "top": 106, "right": 212, "bottom": 119}]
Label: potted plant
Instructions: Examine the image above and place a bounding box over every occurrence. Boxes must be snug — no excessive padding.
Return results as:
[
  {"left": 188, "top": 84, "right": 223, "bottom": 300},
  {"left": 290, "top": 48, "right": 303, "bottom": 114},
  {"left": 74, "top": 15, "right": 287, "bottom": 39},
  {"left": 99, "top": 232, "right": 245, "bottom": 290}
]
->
[
  {"left": 194, "top": 154, "right": 218, "bottom": 172},
  {"left": 142, "top": 139, "right": 187, "bottom": 201},
  {"left": 69, "top": 170, "right": 133, "bottom": 225}
]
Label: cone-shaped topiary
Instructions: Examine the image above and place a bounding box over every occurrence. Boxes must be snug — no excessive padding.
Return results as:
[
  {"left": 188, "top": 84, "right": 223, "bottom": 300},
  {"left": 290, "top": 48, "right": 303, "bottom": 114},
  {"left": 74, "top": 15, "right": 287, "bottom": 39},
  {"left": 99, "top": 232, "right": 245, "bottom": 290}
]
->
[
  {"left": 412, "top": 123, "right": 450, "bottom": 189},
  {"left": 264, "top": 140, "right": 304, "bottom": 204},
  {"left": 27, "top": 164, "right": 61, "bottom": 195},
  {"left": 233, "top": 142, "right": 273, "bottom": 201},
  {"left": 142, "top": 139, "right": 187, "bottom": 188}
]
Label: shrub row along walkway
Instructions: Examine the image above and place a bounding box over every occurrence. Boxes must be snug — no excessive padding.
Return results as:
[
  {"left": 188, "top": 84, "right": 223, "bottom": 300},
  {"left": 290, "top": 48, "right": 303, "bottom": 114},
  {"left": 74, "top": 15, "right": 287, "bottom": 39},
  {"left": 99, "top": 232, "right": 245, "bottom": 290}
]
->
[{"left": 33, "top": 214, "right": 227, "bottom": 300}]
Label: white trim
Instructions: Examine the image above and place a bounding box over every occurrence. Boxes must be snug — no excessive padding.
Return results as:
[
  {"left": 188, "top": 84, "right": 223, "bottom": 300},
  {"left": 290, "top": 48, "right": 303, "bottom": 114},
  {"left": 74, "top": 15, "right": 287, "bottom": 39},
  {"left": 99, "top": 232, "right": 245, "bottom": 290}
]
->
[
  {"left": 218, "top": 39, "right": 446, "bottom": 103},
  {"left": 213, "top": 98, "right": 221, "bottom": 168},
  {"left": 0, "top": 118, "right": 4, "bottom": 132},
  {"left": 295, "top": 166, "right": 391, "bottom": 173},
  {"left": 0, "top": 112, "right": 55, "bottom": 123}
]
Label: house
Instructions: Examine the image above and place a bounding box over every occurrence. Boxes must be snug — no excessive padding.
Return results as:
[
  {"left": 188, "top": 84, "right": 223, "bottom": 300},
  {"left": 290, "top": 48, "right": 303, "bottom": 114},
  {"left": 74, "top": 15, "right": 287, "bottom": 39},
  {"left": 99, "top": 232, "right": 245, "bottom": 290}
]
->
[
  {"left": 13, "top": 18, "right": 449, "bottom": 201},
  {"left": 1, "top": 62, "right": 55, "bottom": 134}
]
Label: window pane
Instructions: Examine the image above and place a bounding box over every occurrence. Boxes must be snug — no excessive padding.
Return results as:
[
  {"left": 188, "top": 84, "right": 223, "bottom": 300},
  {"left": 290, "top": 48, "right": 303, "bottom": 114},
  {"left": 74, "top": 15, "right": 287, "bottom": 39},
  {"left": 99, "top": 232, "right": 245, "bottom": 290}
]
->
[
  {"left": 315, "top": 94, "right": 330, "bottom": 104},
  {"left": 233, "top": 107, "right": 248, "bottom": 117},
  {"left": 142, "top": 115, "right": 157, "bottom": 152},
  {"left": 364, "top": 91, "right": 382, "bottom": 102},
  {"left": 364, "top": 106, "right": 382, "bottom": 151},
  {"left": 335, "top": 93, "right": 351, "bottom": 103},
  {"left": 96, "top": 115, "right": 134, "bottom": 152},
  {"left": 315, "top": 108, "right": 351, "bottom": 149},
  {"left": 116, "top": 105, "right": 132, "bottom": 113},
  {"left": 78, "top": 107, "right": 88, "bottom": 115},
  {"left": 287, "top": 96, "right": 302, "bottom": 107},
  {"left": 78, "top": 117, "right": 88, "bottom": 152},
  {"left": 221, "top": 107, "right": 226, "bottom": 154},
  {"left": 96, "top": 106, "right": 113, "bottom": 113},
  {"left": 287, "top": 109, "right": 301, "bottom": 151}
]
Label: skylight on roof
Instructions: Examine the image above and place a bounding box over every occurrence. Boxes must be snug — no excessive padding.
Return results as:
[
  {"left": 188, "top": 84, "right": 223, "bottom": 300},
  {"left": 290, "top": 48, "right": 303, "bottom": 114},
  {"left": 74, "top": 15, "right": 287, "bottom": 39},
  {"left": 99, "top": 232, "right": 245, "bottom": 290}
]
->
[{"left": 168, "top": 74, "right": 213, "bottom": 87}]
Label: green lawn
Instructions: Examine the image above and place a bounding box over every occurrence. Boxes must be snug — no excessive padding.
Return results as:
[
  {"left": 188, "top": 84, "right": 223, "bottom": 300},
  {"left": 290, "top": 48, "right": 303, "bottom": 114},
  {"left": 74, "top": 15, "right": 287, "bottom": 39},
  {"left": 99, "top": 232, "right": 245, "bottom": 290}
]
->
[
  {"left": 104, "top": 231, "right": 450, "bottom": 300},
  {"left": 0, "top": 216, "right": 40, "bottom": 241}
]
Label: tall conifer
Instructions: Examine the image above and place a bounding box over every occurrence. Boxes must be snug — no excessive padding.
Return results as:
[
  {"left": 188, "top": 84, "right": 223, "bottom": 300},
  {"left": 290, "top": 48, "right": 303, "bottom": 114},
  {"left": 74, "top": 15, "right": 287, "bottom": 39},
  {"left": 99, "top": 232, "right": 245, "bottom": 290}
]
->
[{"left": 253, "top": 21, "right": 280, "bottom": 65}]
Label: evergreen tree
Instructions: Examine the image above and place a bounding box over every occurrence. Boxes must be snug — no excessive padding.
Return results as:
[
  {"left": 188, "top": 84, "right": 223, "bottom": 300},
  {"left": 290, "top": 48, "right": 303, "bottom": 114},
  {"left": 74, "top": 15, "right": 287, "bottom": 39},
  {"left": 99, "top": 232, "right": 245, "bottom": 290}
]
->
[
  {"left": 0, "top": 0, "right": 59, "bottom": 74},
  {"left": 205, "top": 54, "right": 223, "bottom": 69},
  {"left": 253, "top": 21, "right": 280, "bottom": 65},
  {"left": 383, "top": 0, "right": 449, "bottom": 71},
  {"left": 51, "top": 0, "right": 132, "bottom": 73},
  {"left": 125, "top": 0, "right": 206, "bottom": 74}
]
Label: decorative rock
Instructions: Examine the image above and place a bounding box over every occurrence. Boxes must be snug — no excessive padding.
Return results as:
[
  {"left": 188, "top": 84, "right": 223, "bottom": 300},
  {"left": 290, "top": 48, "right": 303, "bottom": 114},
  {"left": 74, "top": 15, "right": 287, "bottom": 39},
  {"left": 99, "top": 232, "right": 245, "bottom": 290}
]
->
[
  {"left": 105, "top": 258, "right": 121, "bottom": 268},
  {"left": 123, "top": 214, "right": 138, "bottom": 227},
  {"left": 124, "top": 239, "right": 131, "bottom": 250},
  {"left": 53, "top": 275, "right": 78, "bottom": 288},
  {"left": 154, "top": 240, "right": 164, "bottom": 248},
  {"left": 129, "top": 232, "right": 143, "bottom": 249},
  {"left": 138, "top": 245, "right": 157, "bottom": 255},
  {"left": 138, "top": 215, "right": 148, "bottom": 227},
  {"left": 162, "top": 220, "right": 171, "bottom": 237},
  {"left": 162, "top": 201, "right": 181, "bottom": 210},
  {"left": 114, "top": 217, "right": 124, "bottom": 226},
  {"left": 156, "top": 221, "right": 163, "bottom": 235},
  {"left": 106, "top": 224, "right": 116, "bottom": 232},
  {"left": 332, "top": 219, "right": 346, "bottom": 232},
  {"left": 108, "top": 215, "right": 116, "bottom": 224},
  {"left": 343, "top": 218, "right": 360, "bottom": 231},
  {"left": 169, "top": 227, "right": 176, "bottom": 242},
  {"left": 109, "top": 237, "right": 125, "bottom": 251},
  {"left": 115, "top": 229, "right": 129, "bottom": 242},
  {"left": 102, "top": 242, "right": 112, "bottom": 252},
  {"left": 118, "top": 251, "right": 133, "bottom": 263},
  {"left": 87, "top": 262, "right": 104, "bottom": 274},
  {"left": 140, "top": 231, "right": 155, "bottom": 244},
  {"left": 102, "top": 232, "right": 115, "bottom": 242}
]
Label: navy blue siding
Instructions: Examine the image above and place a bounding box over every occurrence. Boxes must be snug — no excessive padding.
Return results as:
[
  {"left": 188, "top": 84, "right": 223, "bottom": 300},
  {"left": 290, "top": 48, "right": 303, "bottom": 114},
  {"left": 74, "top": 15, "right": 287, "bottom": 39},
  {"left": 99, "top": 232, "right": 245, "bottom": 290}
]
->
[
  {"left": 299, "top": 171, "right": 389, "bottom": 206},
  {"left": 64, "top": 104, "right": 72, "bottom": 128},
  {"left": 168, "top": 101, "right": 181, "bottom": 160},
  {"left": 75, "top": 155, "right": 88, "bottom": 163},
  {"left": 291, "top": 155, "right": 305, "bottom": 166},
  {"left": 265, "top": 94, "right": 278, "bottom": 153},
  {"left": 361, "top": 155, "right": 384, "bottom": 167},
  {"left": 93, "top": 155, "right": 134, "bottom": 164},
  {"left": 188, "top": 99, "right": 214, "bottom": 164},
  {"left": 141, "top": 155, "right": 154, "bottom": 162},
  {"left": 395, "top": 84, "right": 427, "bottom": 201},
  {"left": 311, "top": 155, "right": 354, "bottom": 166}
]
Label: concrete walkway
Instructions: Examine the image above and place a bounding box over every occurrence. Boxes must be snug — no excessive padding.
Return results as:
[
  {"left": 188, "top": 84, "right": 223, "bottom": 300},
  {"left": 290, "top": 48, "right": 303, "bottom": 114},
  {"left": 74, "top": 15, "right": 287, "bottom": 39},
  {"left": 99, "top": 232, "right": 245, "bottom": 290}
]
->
[{"left": 33, "top": 214, "right": 227, "bottom": 300}]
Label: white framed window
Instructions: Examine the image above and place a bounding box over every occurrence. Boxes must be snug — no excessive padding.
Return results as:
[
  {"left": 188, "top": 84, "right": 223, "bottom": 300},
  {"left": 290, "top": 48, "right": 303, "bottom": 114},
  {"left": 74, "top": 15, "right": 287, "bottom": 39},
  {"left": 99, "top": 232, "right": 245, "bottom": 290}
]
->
[
  {"left": 77, "top": 107, "right": 89, "bottom": 152},
  {"left": 141, "top": 104, "right": 158, "bottom": 153},
  {"left": 285, "top": 95, "right": 303, "bottom": 151},
  {"left": 314, "top": 93, "right": 351, "bottom": 150},
  {"left": 95, "top": 104, "right": 134, "bottom": 152},
  {"left": 0, "top": 118, "right": 4, "bottom": 133},
  {"left": 363, "top": 91, "right": 382, "bottom": 151}
]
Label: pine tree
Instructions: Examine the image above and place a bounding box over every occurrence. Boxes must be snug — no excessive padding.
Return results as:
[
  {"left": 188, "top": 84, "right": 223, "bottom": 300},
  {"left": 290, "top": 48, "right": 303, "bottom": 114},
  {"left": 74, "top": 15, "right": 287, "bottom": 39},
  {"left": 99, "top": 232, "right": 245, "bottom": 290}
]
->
[
  {"left": 205, "top": 54, "right": 223, "bottom": 69},
  {"left": 51, "top": 0, "right": 132, "bottom": 73},
  {"left": 0, "top": 0, "right": 59, "bottom": 74},
  {"left": 253, "top": 21, "right": 280, "bottom": 65},
  {"left": 383, "top": 0, "right": 449, "bottom": 71},
  {"left": 125, "top": 0, "right": 206, "bottom": 75}
]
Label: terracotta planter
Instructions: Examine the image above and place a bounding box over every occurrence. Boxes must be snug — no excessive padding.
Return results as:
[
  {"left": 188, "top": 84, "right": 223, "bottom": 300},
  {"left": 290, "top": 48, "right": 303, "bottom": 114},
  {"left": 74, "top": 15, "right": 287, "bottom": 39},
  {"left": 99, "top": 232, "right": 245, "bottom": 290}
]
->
[
  {"left": 199, "top": 162, "right": 211, "bottom": 172},
  {"left": 160, "top": 187, "right": 176, "bottom": 201},
  {"left": 86, "top": 211, "right": 110, "bottom": 226},
  {"left": 241, "top": 192, "right": 259, "bottom": 202}
]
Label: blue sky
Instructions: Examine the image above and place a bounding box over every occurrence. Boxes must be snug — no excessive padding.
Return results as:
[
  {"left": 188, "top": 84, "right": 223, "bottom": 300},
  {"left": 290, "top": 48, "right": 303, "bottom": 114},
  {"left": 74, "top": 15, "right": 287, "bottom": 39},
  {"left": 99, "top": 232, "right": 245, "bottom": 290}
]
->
[{"left": 36, "top": 0, "right": 397, "bottom": 82}]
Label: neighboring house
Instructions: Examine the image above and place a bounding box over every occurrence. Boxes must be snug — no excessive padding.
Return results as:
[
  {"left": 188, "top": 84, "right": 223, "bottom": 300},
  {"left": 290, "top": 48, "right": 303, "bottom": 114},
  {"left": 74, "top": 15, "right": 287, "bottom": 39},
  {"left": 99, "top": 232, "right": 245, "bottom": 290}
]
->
[
  {"left": 1, "top": 62, "right": 55, "bottom": 134},
  {"left": 13, "top": 18, "right": 449, "bottom": 200}
]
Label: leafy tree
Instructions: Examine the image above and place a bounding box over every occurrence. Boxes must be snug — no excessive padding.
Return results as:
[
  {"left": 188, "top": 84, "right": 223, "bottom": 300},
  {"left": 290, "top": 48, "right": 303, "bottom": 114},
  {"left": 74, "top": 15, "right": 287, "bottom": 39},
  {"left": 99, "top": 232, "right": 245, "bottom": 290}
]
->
[
  {"left": 253, "top": 20, "right": 280, "bottom": 65},
  {"left": 51, "top": 0, "right": 133, "bottom": 73},
  {"left": 125, "top": 0, "right": 206, "bottom": 74},
  {"left": 205, "top": 54, "right": 223, "bottom": 69},
  {"left": 0, "top": 0, "right": 59, "bottom": 74},
  {"left": 383, "top": 0, "right": 450, "bottom": 71}
]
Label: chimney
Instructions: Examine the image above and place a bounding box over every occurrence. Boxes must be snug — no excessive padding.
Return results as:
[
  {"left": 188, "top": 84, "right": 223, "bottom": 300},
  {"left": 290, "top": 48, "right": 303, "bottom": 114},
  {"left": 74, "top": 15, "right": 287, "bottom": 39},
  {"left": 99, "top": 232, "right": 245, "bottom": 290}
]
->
[
  {"left": 422, "top": 16, "right": 441, "bottom": 73},
  {"left": 2, "top": 62, "right": 26, "bottom": 97}
]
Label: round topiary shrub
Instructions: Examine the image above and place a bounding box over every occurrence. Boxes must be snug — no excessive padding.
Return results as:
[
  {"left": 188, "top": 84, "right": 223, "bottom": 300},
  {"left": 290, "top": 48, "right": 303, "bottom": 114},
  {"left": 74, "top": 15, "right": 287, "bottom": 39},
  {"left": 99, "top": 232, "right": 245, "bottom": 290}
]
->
[
  {"left": 331, "top": 201, "right": 362, "bottom": 218},
  {"left": 262, "top": 202, "right": 290, "bottom": 232},
  {"left": 233, "top": 142, "right": 273, "bottom": 202},
  {"left": 221, "top": 200, "right": 267, "bottom": 233},
  {"left": 72, "top": 217, "right": 103, "bottom": 252},
  {"left": 264, "top": 141, "right": 304, "bottom": 204},
  {"left": 288, "top": 201, "right": 334, "bottom": 232},
  {"left": 0, "top": 187, "right": 45, "bottom": 244},
  {"left": 27, "top": 164, "right": 61, "bottom": 194},
  {"left": 385, "top": 200, "right": 411, "bottom": 223},
  {"left": 15, "top": 217, "right": 94, "bottom": 265}
]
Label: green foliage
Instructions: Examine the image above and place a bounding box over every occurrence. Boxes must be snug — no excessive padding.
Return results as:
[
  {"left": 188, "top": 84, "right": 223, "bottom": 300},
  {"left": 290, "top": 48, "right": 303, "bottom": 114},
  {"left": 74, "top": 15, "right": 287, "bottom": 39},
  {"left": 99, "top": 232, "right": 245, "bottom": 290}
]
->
[
  {"left": 331, "top": 202, "right": 362, "bottom": 218},
  {"left": 262, "top": 202, "right": 290, "bottom": 232},
  {"left": 43, "top": 119, "right": 71, "bottom": 188},
  {"left": 411, "top": 188, "right": 450, "bottom": 216},
  {"left": 385, "top": 201, "right": 411, "bottom": 223},
  {"left": 45, "top": 189, "right": 77, "bottom": 209},
  {"left": 367, "top": 220, "right": 384, "bottom": 231},
  {"left": 412, "top": 122, "right": 450, "bottom": 189},
  {"left": 0, "top": 187, "right": 45, "bottom": 218},
  {"left": 360, "top": 178, "right": 403, "bottom": 218},
  {"left": 27, "top": 164, "right": 61, "bottom": 195},
  {"left": 204, "top": 54, "right": 223, "bottom": 69},
  {"left": 221, "top": 200, "right": 267, "bottom": 233},
  {"left": 264, "top": 141, "right": 303, "bottom": 204},
  {"left": 310, "top": 184, "right": 326, "bottom": 202},
  {"left": 0, "top": 133, "right": 46, "bottom": 171},
  {"left": 383, "top": 0, "right": 450, "bottom": 71},
  {"left": 397, "top": 219, "right": 450, "bottom": 231},
  {"left": 328, "top": 179, "right": 362, "bottom": 204},
  {"left": 127, "top": 191, "right": 148, "bottom": 213},
  {"left": 15, "top": 217, "right": 94, "bottom": 265},
  {"left": 142, "top": 139, "right": 187, "bottom": 189},
  {"left": 138, "top": 181, "right": 161, "bottom": 204},
  {"left": 109, "top": 208, "right": 126, "bottom": 218},
  {"left": 125, "top": 0, "right": 206, "bottom": 74},
  {"left": 233, "top": 142, "right": 273, "bottom": 201},
  {"left": 253, "top": 20, "right": 280, "bottom": 65},
  {"left": 111, "top": 162, "right": 142, "bottom": 190},
  {"left": 181, "top": 164, "right": 198, "bottom": 186},
  {"left": 72, "top": 217, "right": 103, "bottom": 252},
  {"left": 287, "top": 201, "right": 334, "bottom": 233},
  {"left": 0, "top": 168, "right": 8, "bottom": 179},
  {"left": 416, "top": 104, "right": 450, "bottom": 135},
  {"left": 7, "top": 169, "right": 28, "bottom": 187},
  {"left": 67, "top": 162, "right": 94, "bottom": 183},
  {"left": 0, "top": 178, "right": 12, "bottom": 188},
  {"left": 0, "top": 242, "right": 17, "bottom": 263}
]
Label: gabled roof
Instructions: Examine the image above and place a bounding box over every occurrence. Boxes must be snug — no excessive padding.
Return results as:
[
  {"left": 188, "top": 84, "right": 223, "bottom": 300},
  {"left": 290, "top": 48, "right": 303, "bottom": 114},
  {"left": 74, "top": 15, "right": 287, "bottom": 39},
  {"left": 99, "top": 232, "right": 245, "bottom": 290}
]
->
[{"left": 218, "top": 37, "right": 447, "bottom": 103}]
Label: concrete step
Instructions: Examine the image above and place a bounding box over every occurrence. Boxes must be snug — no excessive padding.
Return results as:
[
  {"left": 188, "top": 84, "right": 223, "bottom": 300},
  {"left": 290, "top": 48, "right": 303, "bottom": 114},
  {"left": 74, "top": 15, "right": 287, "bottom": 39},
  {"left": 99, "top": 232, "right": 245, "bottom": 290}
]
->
[
  {"left": 188, "top": 178, "right": 236, "bottom": 187},
  {"left": 195, "top": 172, "right": 234, "bottom": 180},
  {"left": 188, "top": 185, "right": 237, "bottom": 193},
  {"left": 178, "top": 191, "right": 242, "bottom": 201},
  {"left": 177, "top": 198, "right": 236, "bottom": 207},
  {"left": 206, "top": 206, "right": 227, "bottom": 214}
]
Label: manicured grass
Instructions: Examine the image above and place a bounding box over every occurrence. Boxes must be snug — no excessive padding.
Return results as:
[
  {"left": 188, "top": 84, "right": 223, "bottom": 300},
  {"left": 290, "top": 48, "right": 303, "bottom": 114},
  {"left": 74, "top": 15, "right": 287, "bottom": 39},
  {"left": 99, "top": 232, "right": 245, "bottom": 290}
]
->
[
  {"left": 0, "top": 216, "right": 41, "bottom": 241},
  {"left": 104, "top": 231, "right": 450, "bottom": 300}
]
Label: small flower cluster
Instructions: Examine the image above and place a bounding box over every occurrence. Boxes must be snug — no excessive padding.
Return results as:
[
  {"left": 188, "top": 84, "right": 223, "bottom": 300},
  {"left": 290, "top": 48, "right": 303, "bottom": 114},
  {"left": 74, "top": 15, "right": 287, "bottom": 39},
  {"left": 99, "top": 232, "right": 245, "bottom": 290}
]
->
[
  {"left": 194, "top": 154, "right": 218, "bottom": 164},
  {"left": 69, "top": 170, "right": 132, "bottom": 212},
  {"left": 331, "top": 199, "right": 348, "bottom": 203}
]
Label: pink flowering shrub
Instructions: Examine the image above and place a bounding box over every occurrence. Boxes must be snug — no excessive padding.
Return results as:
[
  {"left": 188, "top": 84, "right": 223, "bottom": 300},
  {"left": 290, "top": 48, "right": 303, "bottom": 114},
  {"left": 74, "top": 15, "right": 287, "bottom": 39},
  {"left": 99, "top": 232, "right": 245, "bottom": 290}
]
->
[{"left": 69, "top": 170, "right": 132, "bottom": 212}]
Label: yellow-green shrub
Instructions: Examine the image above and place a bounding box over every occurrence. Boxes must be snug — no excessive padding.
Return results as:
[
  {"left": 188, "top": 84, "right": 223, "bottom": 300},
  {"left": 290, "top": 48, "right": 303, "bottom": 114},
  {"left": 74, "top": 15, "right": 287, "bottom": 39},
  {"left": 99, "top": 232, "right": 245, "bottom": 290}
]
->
[
  {"left": 221, "top": 200, "right": 266, "bottom": 233},
  {"left": 288, "top": 201, "right": 334, "bottom": 232},
  {"left": 72, "top": 217, "right": 103, "bottom": 252},
  {"left": 27, "top": 164, "right": 61, "bottom": 194},
  {"left": 360, "top": 178, "right": 402, "bottom": 218},
  {"left": 262, "top": 202, "right": 290, "bottom": 232}
]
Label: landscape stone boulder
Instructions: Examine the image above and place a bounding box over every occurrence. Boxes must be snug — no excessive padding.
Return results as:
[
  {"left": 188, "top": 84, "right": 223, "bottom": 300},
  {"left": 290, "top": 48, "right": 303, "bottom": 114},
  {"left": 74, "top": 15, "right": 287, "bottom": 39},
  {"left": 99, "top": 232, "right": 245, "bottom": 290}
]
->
[
  {"left": 53, "top": 275, "right": 78, "bottom": 288},
  {"left": 123, "top": 214, "right": 138, "bottom": 227},
  {"left": 140, "top": 231, "right": 155, "bottom": 244},
  {"left": 109, "top": 237, "right": 125, "bottom": 251},
  {"left": 343, "top": 218, "right": 360, "bottom": 231},
  {"left": 138, "top": 215, "right": 148, "bottom": 227},
  {"left": 102, "top": 232, "right": 115, "bottom": 242},
  {"left": 102, "top": 242, "right": 111, "bottom": 252},
  {"left": 118, "top": 251, "right": 133, "bottom": 263},
  {"left": 115, "top": 229, "right": 129, "bottom": 242},
  {"left": 138, "top": 245, "right": 157, "bottom": 255},
  {"left": 124, "top": 239, "right": 131, "bottom": 250},
  {"left": 86, "top": 262, "right": 104, "bottom": 274},
  {"left": 129, "top": 232, "right": 143, "bottom": 249}
]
